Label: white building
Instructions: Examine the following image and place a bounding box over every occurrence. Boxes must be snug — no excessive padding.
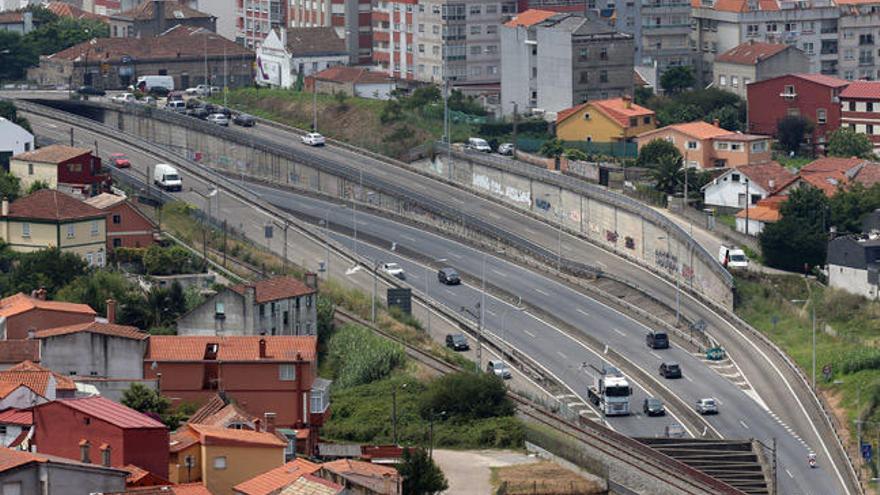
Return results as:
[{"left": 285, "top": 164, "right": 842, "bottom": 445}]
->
[
  {"left": 0, "top": 117, "right": 34, "bottom": 171},
  {"left": 702, "top": 162, "right": 794, "bottom": 209},
  {"left": 256, "top": 27, "right": 349, "bottom": 88},
  {"left": 827, "top": 234, "right": 880, "bottom": 299}
]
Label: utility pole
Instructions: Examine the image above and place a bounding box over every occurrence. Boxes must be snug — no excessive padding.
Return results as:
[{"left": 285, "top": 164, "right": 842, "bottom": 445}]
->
[
  {"left": 70, "top": 127, "right": 74, "bottom": 147},
  {"left": 222, "top": 219, "right": 228, "bottom": 267},
  {"left": 745, "top": 178, "right": 750, "bottom": 236},
  {"left": 371, "top": 259, "right": 379, "bottom": 323},
  {"left": 312, "top": 81, "right": 318, "bottom": 132},
  {"left": 772, "top": 438, "right": 777, "bottom": 495},
  {"left": 204, "top": 33, "right": 208, "bottom": 86},
  {"left": 461, "top": 302, "right": 483, "bottom": 371},
  {"left": 811, "top": 299, "right": 816, "bottom": 389},
  {"left": 511, "top": 101, "right": 518, "bottom": 159}
]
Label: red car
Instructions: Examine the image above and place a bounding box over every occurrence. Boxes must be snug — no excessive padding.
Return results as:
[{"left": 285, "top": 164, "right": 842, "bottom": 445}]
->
[{"left": 110, "top": 153, "right": 131, "bottom": 168}]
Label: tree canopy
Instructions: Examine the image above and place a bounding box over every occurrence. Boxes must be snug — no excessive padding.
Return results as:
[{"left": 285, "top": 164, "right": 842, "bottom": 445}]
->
[
  {"left": 827, "top": 128, "right": 874, "bottom": 159},
  {"left": 418, "top": 371, "right": 514, "bottom": 421},
  {"left": 660, "top": 66, "right": 695, "bottom": 94},
  {"left": 636, "top": 138, "right": 681, "bottom": 168},
  {"left": 776, "top": 116, "right": 814, "bottom": 154},
  {"left": 759, "top": 186, "right": 829, "bottom": 272},
  {"left": 398, "top": 448, "right": 449, "bottom": 495}
]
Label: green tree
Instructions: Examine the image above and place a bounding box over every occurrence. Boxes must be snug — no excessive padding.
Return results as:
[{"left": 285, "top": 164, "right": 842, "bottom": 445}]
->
[
  {"left": 0, "top": 101, "right": 32, "bottom": 133},
  {"left": 380, "top": 99, "right": 403, "bottom": 124},
  {"left": 55, "top": 270, "right": 138, "bottom": 314},
  {"left": 705, "top": 105, "right": 742, "bottom": 131},
  {"left": 565, "top": 148, "right": 589, "bottom": 161},
  {"left": 539, "top": 138, "right": 564, "bottom": 169},
  {"left": 6, "top": 248, "right": 87, "bottom": 297},
  {"left": 759, "top": 186, "right": 830, "bottom": 271},
  {"left": 830, "top": 183, "right": 880, "bottom": 233},
  {"left": 121, "top": 383, "right": 185, "bottom": 430},
  {"left": 828, "top": 128, "right": 874, "bottom": 158},
  {"left": 776, "top": 115, "right": 814, "bottom": 154},
  {"left": 0, "top": 172, "right": 21, "bottom": 202},
  {"left": 418, "top": 372, "right": 514, "bottom": 421},
  {"left": 22, "top": 16, "right": 109, "bottom": 57},
  {"left": 650, "top": 154, "right": 684, "bottom": 195},
  {"left": 636, "top": 138, "right": 681, "bottom": 168},
  {"left": 0, "top": 31, "right": 37, "bottom": 82},
  {"left": 26, "top": 180, "right": 50, "bottom": 194},
  {"left": 142, "top": 245, "right": 198, "bottom": 275},
  {"left": 660, "top": 66, "right": 695, "bottom": 94},
  {"left": 317, "top": 296, "right": 336, "bottom": 340},
  {"left": 398, "top": 448, "right": 449, "bottom": 495},
  {"left": 634, "top": 86, "right": 653, "bottom": 105}
]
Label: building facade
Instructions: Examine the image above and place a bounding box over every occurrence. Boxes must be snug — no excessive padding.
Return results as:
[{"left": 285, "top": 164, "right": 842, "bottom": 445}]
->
[
  {"left": 83, "top": 194, "right": 157, "bottom": 250},
  {"left": 637, "top": 121, "right": 773, "bottom": 169},
  {"left": 555, "top": 97, "right": 655, "bottom": 142},
  {"left": 839, "top": 81, "right": 880, "bottom": 153},
  {"left": 109, "top": 0, "right": 216, "bottom": 38},
  {"left": 827, "top": 234, "right": 880, "bottom": 299},
  {"left": 35, "top": 321, "right": 147, "bottom": 379},
  {"left": 0, "top": 118, "right": 34, "bottom": 171},
  {"left": 289, "top": 0, "right": 373, "bottom": 65},
  {"left": 713, "top": 41, "right": 810, "bottom": 98},
  {"left": 256, "top": 28, "right": 349, "bottom": 87},
  {"left": 0, "top": 448, "right": 128, "bottom": 495},
  {"left": 701, "top": 161, "right": 793, "bottom": 209},
  {"left": 501, "top": 10, "right": 634, "bottom": 116},
  {"left": 0, "top": 292, "right": 95, "bottom": 341},
  {"left": 10, "top": 145, "right": 109, "bottom": 200}
]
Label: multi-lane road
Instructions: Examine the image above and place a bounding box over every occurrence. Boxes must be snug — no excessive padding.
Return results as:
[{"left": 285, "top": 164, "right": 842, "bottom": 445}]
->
[{"left": 22, "top": 105, "right": 846, "bottom": 494}]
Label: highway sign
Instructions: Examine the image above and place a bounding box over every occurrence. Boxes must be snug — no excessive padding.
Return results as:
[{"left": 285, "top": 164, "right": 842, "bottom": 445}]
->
[{"left": 387, "top": 288, "right": 412, "bottom": 314}]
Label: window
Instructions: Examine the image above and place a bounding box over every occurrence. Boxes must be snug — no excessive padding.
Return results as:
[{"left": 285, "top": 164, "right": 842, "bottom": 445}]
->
[
  {"left": 869, "top": 102, "right": 875, "bottom": 112},
  {"left": 766, "top": 23, "right": 777, "bottom": 32},
  {"left": 715, "top": 142, "right": 729, "bottom": 150},
  {"left": 579, "top": 71, "right": 589, "bottom": 83},
  {"left": 215, "top": 301, "right": 225, "bottom": 319},
  {"left": 486, "top": 45, "right": 497, "bottom": 54},
  {"left": 845, "top": 48, "right": 854, "bottom": 61},
  {"left": 746, "top": 24, "right": 759, "bottom": 37},
  {"left": 67, "top": 224, "right": 75, "bottom": 239},
  {"left": 487, "top": 65, "right": 497, "bottom": 75},
  {"left": 486, "top": 3, "right": 498, "bottom": 13},
  {"left": 869, "top": 124, "right": 875, "bottom": 135},
  {"left": 432, "top": 45, "right": 440, "bottom": 55},
  {"left": 850, "top": 101, "right": 857, "bottom": 112},
  {"left": 784, "top": 22, "right": 796, "bottom": 32},
  {"left": 21, "top": 223, "right": 29, "bottom": 238},
  {"left": 803, "top": 42, "right": 814, "bottom": 55},
  {"left": 112, "top": 238, "right": 122, "bottom": 248},
  {"left": 579, "top": 48, "right": 588, "bottom": 60},
  {"left": 432, "top": 25, "right": 439, "bottom": 34},
  {"left": 731, "top": 173, "right": 740, "bottom": 182},
  {"left": 418, "top": 23, "right": 424, "bottom": 33},
  {"left": 470, "top": 45, "right": 481, "bottom": 55},
  {"left": 599, "top": 70, "right": 608, "bottom": 83},
  {"left": 68, "top": 163, "right": 81, "bottom": 173},
  {"left": 629, "top": 117, "right": 638, "bottom": 127},
  {"left": 719, "top": 75, "right": 727, "bottom": 86},
  {"left": 469, "top": 5, "right": 481, "bottom": 15},
  {"left": 80, "top": 441, "right": 91, "bottom": 463},
  {"left": 487, "top": 25, "right": 497, "bottom": 34},
  {"left": 687, "top": 141, "right": 698, "bottom": 150},
  {"left": 470, "top": 25, "right": 480, "bottom": 35},
  {"left": 730, "top": 143, "right": 742, "bottom": 151},
  {"left": 101, "top": 445, "right": 112, "bottom": 467},
  {"left": 112, "top": 214, "right": 121, "bottom": 224},
  {"left": 751, "top": 141, "right": 767, "bottom": 152},
  {"left": 213, "top": 456, "right": 227, "bottom": 470},
  {"left": 861, "top": 34, "right": 875, "bottom": 45},
  {"left": 27, "top": 163, "right": 33, "bottom": 175},
  {"left": 279, "top": 364, "right": 296, "bottom": 381},
  {"left": 600, "top": 47, "right": 608, "bottom": 60},
  {"left": 90, "top": 220, "right": 99, "bottom": 236},
  {"left": 643, "top": 116, "right": 651, "bottom": 125},
  {"left": 731, "top": 76, "right": 739, "bottom": 88}
]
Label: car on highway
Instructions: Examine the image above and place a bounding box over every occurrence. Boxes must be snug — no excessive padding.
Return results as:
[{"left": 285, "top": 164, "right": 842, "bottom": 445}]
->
[
  {"left": 302, "top": 132, "right": 326, "bottom": 146},
  {"left": 138, "top": 96, "right": 157, "bottom": 107},
  {"left": 381, "top": 262, "right": 405, "bottom": 280},
  {"left": 186, "top": 106, "right": 209, "bottom": 119},
  {"left": 185, "top": 84, "right": 213, "bottom": 96},
  {"left": 695, "top": 398, "right": 718, "bottom": 415},
  {"left": 77, "top": 85, "right": 105, "bottom": 96},
  {"left": 498, "top": 142, "right": 514, "bottom": 155},
  {"left": 233, "top": 113, "right": 256, "bottom": 127},
  {"left": 150, "top": 86, "right": 172, "bottom": 98},
  {"left": 643, "top": 397, "right": 665, "bottom": 416},
  {"left": 109, "top": 153, "right": 131, "bottom": 168},
  {"left": 659, "top": 362, "right": 682, "bottom": 379},
  {"left": 165, "top": 100, "right": 186, "bottom": 113},
  {"left": 646, "top": 330, "right": 669, "bottom": 349},
  {"left": 207, "top": 113, "right": 230, "bottom": 126},
  {"left": 445, "top": 333, "right": 470, "bottom": 351},
  {"left": 487, "top": 360, "right": 512, "bottom": 379},
  {"left": 111, "top": 92, "right": 136, "bottom": 103},
  {"left": 437, "top": 267, "right": 460, "bottom": 285},
  {"left": 466, "top": 137, "right": 492, "bottom": 152}
]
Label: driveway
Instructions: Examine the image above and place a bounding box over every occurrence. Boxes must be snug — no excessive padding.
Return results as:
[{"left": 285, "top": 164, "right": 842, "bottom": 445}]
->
[{"left": 432, "top": 449, "right": 535, "bottom": 494}]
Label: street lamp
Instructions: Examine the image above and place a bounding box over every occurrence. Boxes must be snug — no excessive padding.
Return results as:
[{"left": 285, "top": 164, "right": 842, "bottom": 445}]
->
[
  {"left": 319, "top": 204, "right": 347, "bottom": 279},
  {"left": 498, "top": 296, "right": 524, "bottom": 376},
  {"left": 791, "top": 297, "right": 817, "bottom": 389},
  {"left": 392, "top": 383, "right": 408, "bottom": 445},
  {"left": 192, "top": 186, "right": 219, "bottom": 266},
  {"left": 461, "top": 301, "right": 482, "bottom": 371},
  {"left": 424, "top": 258, "right": 447, "bottom": 334},
  {"left": 428, "top": 409, "right": 446, "bottom": 459},
  {"left": 657, "top": 234, "right": 681, "bottom": 325}
]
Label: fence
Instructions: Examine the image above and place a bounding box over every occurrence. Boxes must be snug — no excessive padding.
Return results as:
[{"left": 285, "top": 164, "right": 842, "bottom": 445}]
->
[{"left": 514, "top": 138, "right": 638, "bottom": 159}]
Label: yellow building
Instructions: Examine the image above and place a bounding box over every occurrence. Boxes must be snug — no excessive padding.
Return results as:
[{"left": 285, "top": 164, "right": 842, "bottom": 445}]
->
[
  {"left": 9, "top": 145, "right": 98, "bottom": 196},
  {"left": 168, "top": 423, "right": 286, "bottom": 495},
  {"left": 0, "top": 189, "right": 107, "bottom": 266},
  {"left": 556, "top": 97, "right": 656, "bottom": 143}
]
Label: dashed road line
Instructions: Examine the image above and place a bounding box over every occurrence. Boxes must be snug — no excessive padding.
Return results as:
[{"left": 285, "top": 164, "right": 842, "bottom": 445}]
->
[
  {"left": 613, "top": 328, "right": 626, "bottom": 337},
  {"left": 534, "top": 287, "right": 549, "bottom": 296},
  {"left": 557, "top": 351, "right": 568, "bottom": 360},
  {"left": 576, "top": 308, "right": 590, "bottom": 317},
  {"left": 650, "top": 351, "right": 663, "bottom": 360},
  {"left": 491, "top": 269, "right": 507, "bottom": 278},
  {"left": 739, "top": 420, "right": 750, "bottom": 430},
  {"left": 523, "top": 330, "right": 536, "bottom": 338}
]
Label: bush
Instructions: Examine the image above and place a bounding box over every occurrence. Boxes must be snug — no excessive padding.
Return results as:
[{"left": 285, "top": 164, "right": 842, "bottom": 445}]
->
[
  {"left": 143, "top": 245, "right": 200, "bottom": 275},
  {"left": 327, "top": 324, "right": 406, "bottom": 388},
  {"left": 418, "top": 371, "right": 514, "bottom": 420}
]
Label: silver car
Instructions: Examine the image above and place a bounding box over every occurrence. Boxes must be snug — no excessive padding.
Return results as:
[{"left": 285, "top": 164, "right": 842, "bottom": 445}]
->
[
  {"left": 498, "top": 143, "right": 514, "bottom": 155},
  {"left": 695, "top": 398, "right": 718, "bottom": 415},
  {"left": 206, "top": 113, "right": 229, "bottom": 126},
  {"left": 487, "top": 360, "right": 512, "bottom": 380}
]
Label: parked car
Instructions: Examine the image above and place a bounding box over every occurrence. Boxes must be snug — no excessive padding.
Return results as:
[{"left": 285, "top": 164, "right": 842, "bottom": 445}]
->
[
  {"left": 659, "top": 362, "right": 682, "bottom": 379},
  {"left": 233, "top": 113, "right": 256, "bottom": 127},
  {"left": 445, "top": 333, "right": 470, "bottom": 351},
  {"left": 109, "top": 153, "right": 131, "bottom": 168},
  {"left": 206, "top": 113, "right": 229, "bottom": 126},
  {"left": 487, "top": 360, "right": 512, "bottom": 379},
  {"left": 77, "top": 85, "right": 105, "bottom": 96},
  {"left": 301, "top": 132, "right": 326, "bottom": 146},
  {"left": 381, "top": 262, "right": 405, "bottom": 280},
  {"left": 111, "top": 92, "right": 136, "bottom": 103},
  {"left": 437, "top": 267, "right": 460, "bottom": 285},
  {"left": 643, "top": 397, "right": 666, "bottom": 416},
  {"left": 498, "top": 142, "right": 514, "bottom": 155},
  {"left": 165, "top": 100, "right": 186, "bottom": 113},
  {"left": 646, "top": 330, "right": 669, "bottom": 349},
  {"left": 466, "top": 137, "right": 492, "bottom": 152},
  {"left": 185, "top": 84, "right": 212, "bottom": 96},
  {"left": 695, "top": 398, "right": 718, "bottom": 415}
]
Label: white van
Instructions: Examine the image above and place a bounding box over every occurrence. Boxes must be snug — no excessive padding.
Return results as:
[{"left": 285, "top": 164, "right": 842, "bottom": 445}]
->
[
  {"left": 467, "top": 137, "right": 492, "bottom": 152},
  {"left": 153, "top": 164, "right": 182, "bottom": 191},
  {"left": 164, "top": 100, "right": 186, "bottom": 113},
  {"left": 136, "top": 75, "right": 175, "bottom": 92},
  {"left": 719, "top": 245, "right": 749, "bottom": 269}
]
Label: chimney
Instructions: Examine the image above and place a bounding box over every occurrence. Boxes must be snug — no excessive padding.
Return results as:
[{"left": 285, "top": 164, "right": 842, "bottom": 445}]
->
[
  {"left": 36, "top": 288, "right": 47, "bottom": 301},
  {"left": 1, "top": 197, "right": 8, "bottom": 217},
  {"left": 622, "top": 95, "right": 632, "bottom": 109},
  {"left": 264, "top": 412, "right": 276, "bottom": 434},
  {"left": 305, "top": 272, "right": 318, "bottom": 290},
  {"left": 106, "top": 299, "right": 117, "bottom": 323},
  {"left": 259, "top": 338, "right": 267, "bottom": 359},
  {"left": 155, "top": 0, "right": 167, "bottom": 34},
  {"left": 713, "top": 118, "right": 720, "bottom": 127},
  {"left": 768, "top": 179, "right": 776, "bottom": 190}
]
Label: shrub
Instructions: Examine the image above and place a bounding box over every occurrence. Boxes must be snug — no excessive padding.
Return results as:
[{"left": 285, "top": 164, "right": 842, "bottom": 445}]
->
[
  {"left": 418, "top": 371, "right": 514, "bottom": 420},
  {"left": 327, "top": 324, "right": 406, "bottom": 388}
]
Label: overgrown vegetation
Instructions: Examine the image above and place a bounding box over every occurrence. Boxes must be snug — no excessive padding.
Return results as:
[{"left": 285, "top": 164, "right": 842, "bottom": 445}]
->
[
  {"left": 121, "top": 383, "right": 197, "bottom": 430},
  {"left": 326, "top": 324, "right": 406, "bottom": 388},
  {"left": 641, "top": 88, "right": 746, "bottom": 131}
]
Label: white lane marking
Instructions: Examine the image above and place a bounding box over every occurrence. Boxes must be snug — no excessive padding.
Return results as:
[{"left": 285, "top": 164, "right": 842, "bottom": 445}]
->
[
  {"left": 785, "top": 469, "right": 794, "bottom": 479},
  {"left": 401, "top": 234, "right": 417, "bottom": 242},
  {"left": 684, "top": 375, "right": 694, "bottom": 382},
  {"left": 557, "top": 351, "right": 568, "bottom": 360},
  {"left": 613, "top": 328, "right": 626, "bottom": 337},
  {"left": 523, "top": 330, "right": 536, "bottom": 338},
  {"left": 447, "top": 253, "right": 462, "bottom": 260},
  {"left": 739, "top": 420, "right": 750, "bottom": 430},
  {"left": 486, "top": 309, "right": 497, "bottom": 317},
  {"left": 491, "top": 269, "right": 508, "bottom": 278},
  {"left": 534, "top": 287, "right": 549, "bottom": 296},
  {"left": 650, "top": 351, "right": 663, "bottom": 360},
  {"left": 576, "top": 308, "right": 590, "bottom": 317},
  {"left": 444, "top": 289, "right": 456, "bottom": 297}
]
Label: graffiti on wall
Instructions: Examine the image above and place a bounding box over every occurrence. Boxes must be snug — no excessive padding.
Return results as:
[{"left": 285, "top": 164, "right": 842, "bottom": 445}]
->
[
  {"left": 473, "top": 173, "right": 531, "bottom": 205},
  {"left": 606, "top": 230, "right": 619, "bottom": 243}
]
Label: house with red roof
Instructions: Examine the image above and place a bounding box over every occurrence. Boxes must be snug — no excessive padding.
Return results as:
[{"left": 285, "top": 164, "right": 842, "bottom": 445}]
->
[
  {"left": 31, "top": 396, "right": 169, "bottom": 479},
  {"left": 776, "top": 157, "right": 880, "bottom": 197},
  {"left": 102, "top": 483, "right": 212, "bottom": 495},
  {"left": 0, "top": 361, "right": 77, "bottom": 402},
  {"left": 839, "top": 81, "right": 880, "bottom": 154},
  {"left": 306, "top": 67, "right": 396, "bottom": 100},
  {"left": 556, "top": 97, "right": 656, "bottom": 144},
  {"left": 0, "top": 408, "right": 33, "bottom": 449},
  {"left": 747, "top": 74, "right": 849, "bottom": 154},
  {"left": 233, "top": 458, "right": 322, "bottom": 495},
  {"left": 712, "top": 41, "right": 809, "bottom": 99},
  {"left": 0, "top": 446, "right": 128, "bottom": 493},
  {"left": 176, "top": 275, "right": 318, "bottom": 337},
  {"left": 316, "top": 459, "right": 401, "bottom": 495},
  {"left": 9, "top": 144, "right": 110, "bottom": 200},
  {"left": 701, "top": 161, "right": 795, "bottom": 209},
  {"left": 0, "top": 291, "right": 95, "bottom": 341},
  {"left": 84, "top": 193, "right": 159, "bottom": 251},
  {"left": 637, "top": 121, "right": 773, "bottom": 169},
  {"left": 145, "top": 336, "right": 320, "bottom": 432}
]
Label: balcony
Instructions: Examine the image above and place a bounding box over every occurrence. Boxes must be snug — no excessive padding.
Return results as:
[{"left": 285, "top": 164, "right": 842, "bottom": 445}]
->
[
  {"left": 860, "top": 57, "right": 875, "bottom": 66},
  {"left": 644, "top": 23, "right": 691, "bottom": 29},
  {"left": 821, "top": 48, "right": 838, "bottom": 55}
]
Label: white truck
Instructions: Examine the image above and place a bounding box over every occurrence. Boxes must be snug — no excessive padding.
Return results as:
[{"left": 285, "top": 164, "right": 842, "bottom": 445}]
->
[
  {"left": 153, "top": 163, "right": 182, "bottom": 191},
  {"left": 719, "top": 245, "right": 749, "bottom": 269},
  {"left": 135, "top": 75, "right": 175, "bottom": 92},
  {"left": 586, "top": 364, "right": 632, "bottom": 416}
]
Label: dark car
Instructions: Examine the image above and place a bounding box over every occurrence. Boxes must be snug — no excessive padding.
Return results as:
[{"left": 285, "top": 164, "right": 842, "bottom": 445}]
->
[
  {"left": 646, "top": 330, "right": 669, "bottom": 349},
  {"left": 438, "top": 267, "right": 460, "bottom": 285},
  {"left": 643, "top": 397, "right": 666, "bottom": 416},
  {"left": 233, "top": 113, "right": 256, "bottom": 127},
  {"left": 185, "top": 98, "right": 205, "bottom": 109},
  {"left": 659, "top": 362, "right": 682, "bottom": 379},
  {"left": 149, "top": 86, "right": 171, "bottom": 98},
  {"left": 206, "top": 104, "right": 232, "bottom": 117},
  {"left": 77, "top": 85, "right": 105, "bottom": 96},
  {"left": 186, "top": 106, "right": 209, "bottom": 119},
  {"left": 445, "top": 333, "right": 470, "bottom": 351}
]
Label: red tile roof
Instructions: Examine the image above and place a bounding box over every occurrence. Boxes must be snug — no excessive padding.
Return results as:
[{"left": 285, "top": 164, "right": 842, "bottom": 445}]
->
[
  {"left": 503, "top": 9, "right": 557, "bottom": 27},
  {"left": 103, "top": 484, "right": 212, "bottom": 495},
  {"left": 115, "top": 1, "right": 214, "bottom": 20},
  {"left": 840, "top": 81, "right": 880, "bottom": 100},
  {"left": 12, "top": 144, "right": 91, "bottom": 164},
  {"left": 186, "top": 393, "right": 227, "bottom": 425},
  {"left": 794, "top": 73, "right": 850, "bottom": 88},
  {"left": 147, "top": 336, "right": 317, "bottom": 362},
  {"left": 0, "top": 341, "right": 40, "bottom": 364},
  {"left": 592, "top": 98, "right": 654, "bottom": 127},
  {"left": 715, "top": 41, "right": 789, "bottom": 65},
  {"left": 0, "top": 447, "right": 45, "bottom": 473},
  {"left": 231, "top": 276, "right": 317, "bottom": 304},
  {"left": 0, "top": 409, "right": 32, "bottom": 426},
  {"left": 736, "top": 204, "right": 782, "bottom": 223},
  {"left": 0, "top": 293, "right": 96, "bottom": 318},
  {"left": 169, "top": 428, "right": 199, "bottom": 453},
  {"left": 53, "top": 397, "right": 166, "bottom": 429},
  {"left": 0, "top": 12, "right": 25, "bottom": 24},
  {"left": 0, "top": 361, "right": 76, "bottom": 396},
  {"left": 234, "top": 459, "right": 322, "bottom": 495},
  {"left": 122, "top": 464, "right": 170, "bottom": 486},
  {"left": 731, "top": 162, "right": 794, "bottom": 193},
  {"left": 281, "top": 474, "right": 344, "bottom": 495},
  {"left": 312, "top": 67, "right": 393, "bottom": 85},
  {"left": 852, "top": 162, "right": 880, "bottom": 188},
  {"left": 35, "top": 322, "right": 147, "bottom": 341},
  {"left": 45, "top": 2, "right": 108, "bottom": 21},
  {"left": 319, "top": 460, "right": 400, "bottom": 493},
  {"left": 639, "top": 121, "right": 731, "bottom": 141},
  {"left": 188, "top": 423, "right": 287, "bottom": 448},
  {"left": 6, "top": 189, "right": 107, "bottom": 221}
]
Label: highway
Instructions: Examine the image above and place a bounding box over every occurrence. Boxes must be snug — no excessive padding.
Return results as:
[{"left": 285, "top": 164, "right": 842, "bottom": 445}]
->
[{"left": 25, "top": 108, "right": 843, "bottom": 494}]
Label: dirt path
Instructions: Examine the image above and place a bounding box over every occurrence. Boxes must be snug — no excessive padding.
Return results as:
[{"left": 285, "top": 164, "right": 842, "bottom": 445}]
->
[{"left": 432, "top": 449, "right": 535, "bottom": 494}]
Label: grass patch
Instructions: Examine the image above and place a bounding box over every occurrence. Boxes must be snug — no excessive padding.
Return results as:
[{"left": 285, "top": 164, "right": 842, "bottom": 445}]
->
[
  {"left": 774, "top": 154, "right": 813, "bottom": 170},
  {"left": 717, "top": 213, "right": 736, "bottom": 230},
  {"left": 492, "top": 462, "right": 604, "bottom": 495}
]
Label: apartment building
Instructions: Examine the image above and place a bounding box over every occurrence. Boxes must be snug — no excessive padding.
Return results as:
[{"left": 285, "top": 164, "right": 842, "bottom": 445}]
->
[
  {"left": 234, "top": 0, "right": 288, "bottom": 48},
  {"left": 289, "top": 0, "right": 373, "bottom": 64},
  {"left": 691, "top": 0, "right": 839, "bottom": 85},
  {"left": 836, "top": 0, "right": 880, "bottom": 81},
  {"left": 839, "top": 81, "right": 880, "bottom": 153},
  {"left": 605, "top": 0, "right": 693, "bottom": 77},
  {"left": 713, "top": 41, "right": 810, "bottom": 98},
  {"left": 501, "top": 10, "right": 634, "bottom": 116}
]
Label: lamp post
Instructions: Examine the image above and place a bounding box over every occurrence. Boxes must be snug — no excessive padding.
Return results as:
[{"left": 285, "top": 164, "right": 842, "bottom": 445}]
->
[
  {"left": 499, "top": 296, "right": 524, "bottom": 375},
  {"left": 657, "top": 234, "right": 681, "bottom": 325},
  {"left": 791, "top": 297, "right": 817, "bottom": 389},
  {"left": 428, "top": 409, "right": 446, "bottom": 459},
  {"left": 392, "top": 383, "right": 408, "bottom": 445},
  {"left": 424, "top": 258, "right": 447, "bottom": 334},
  {"left": 461, "top": 301, "right": 483, "bottom": 371}
]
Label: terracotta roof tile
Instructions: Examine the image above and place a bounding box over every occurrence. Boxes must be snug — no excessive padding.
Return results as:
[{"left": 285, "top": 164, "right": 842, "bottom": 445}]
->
[
  {"left": 186, "top": 393, "right": 227, "bottom": 425},
  {"left": 556, "top": 102, "right": 588, "bottom": 124},
  {"left": 12, "top": 144, "right": 91, "bottom": 164},
  {"left": 115, "top": 1, "right": 213, "bottom": 20},
  {"left": 0, "top": 409, "right": 32, "bottom": 426},
  {"left": 284, "top": 27, "right": 346, "bottom": 55},
  {"left": 234, "top": 459, "right": 323, "bottom": 495},
  {"left": 6, "top": 189, "right": 106, "bottom": 221},
  {"left": 736, "top": 204, "right": 782, "bottom": 222},
  {"left": 853, "top": 162, "right": 880, "bottom": 188},
  {"left": 230, "top": 276, "right": 316, "bottom": 303},
  {"left": 50, "top": 397, "right": 166, "bottom": 429},
  {"left": 0, "top": 447, "right": 45, "bottom": 473},
  {"left": 45, "top": 2, "right": 108, "bottom": 21},
  {"left": 0, "top": 12, "right": 25, "bottom": 24},
  {"left": 591, "top": 98, "right": 655, "bottom": 127},
  {"left": 35, "top": 322, "right": 147, "bottom": 340},
  {"left": 0, "top": 341, "right": 40, "bottom": 364},
  {"left": 0, "top": 293, "right": 96, "bottom": 318},
  {"left": 83, "top": 193, "right": 127, "bottom": 209},
  {"left": 840, "top": 81, "right": 880, "bottom": 99},
  {"left": 503, "top": 9, "right": 557, "bottom": 27},
  {"left": 280, "top": 474, "right": 344, "bottom": 495},
  {"left": 103, "top": 483, "right": 211, "bottom": 495},
  {"left": 147, "top": 336, "right": 316, "bottom": 362},
  {"left": 731, "top": 162, "right": 794, "bottom": 193},
  {"left": 0, "top": 361, "right": 76, "bottom": 395},
  {"left": 319, "top": 460, "right": 400, "bottom": 493},
  {"left": 794, "top": 73, "right": 850, "bottom": 88},
  {"left": 169, "top": 428, "right": 199, "bottom": 453},
  {"left": 188, "top": 423, "right": 287, "bottom": 448},
  {"left": 198, "top": 402, "right": 260, "bottom": 429},
  {"left": 312, "top": 67, "right": 392, "bottom": 85},
  {"left": 715, "top": 41, "right": 789, "bottom": 65},
  {"left": 638, "top": 121, "right": 731, "bottom": 141}
]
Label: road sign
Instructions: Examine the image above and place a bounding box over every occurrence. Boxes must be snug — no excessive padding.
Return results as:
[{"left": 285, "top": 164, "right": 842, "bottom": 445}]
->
[
  {"left": 387, "top": 288, "right": 412, "bottom": 314},
  {"left": 863, "top": 443, "right": 873, "bottom": 462}
]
